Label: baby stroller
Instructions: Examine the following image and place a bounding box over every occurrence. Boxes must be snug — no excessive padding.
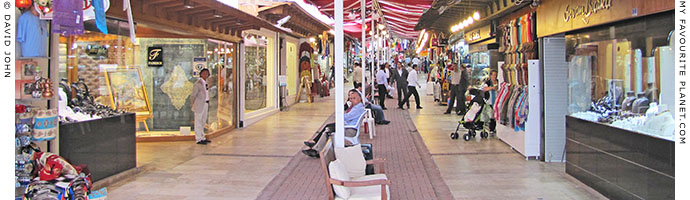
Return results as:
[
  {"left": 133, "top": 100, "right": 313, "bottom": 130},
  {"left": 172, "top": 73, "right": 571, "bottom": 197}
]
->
[{"left": 450, "top": 89, "right": 489, "bottom": 141}]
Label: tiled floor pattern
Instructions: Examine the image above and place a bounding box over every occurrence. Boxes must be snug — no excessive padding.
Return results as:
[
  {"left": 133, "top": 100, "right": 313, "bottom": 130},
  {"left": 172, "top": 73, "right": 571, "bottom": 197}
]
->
[
  {"left": 104, "top": 73, "right": 608, "bottom": 200},
  {"left": 257, "top": 98, "right": 454, "bottom": 200},
  {"left": 408, "top": 76, "right": 608, "bottom": 200},
  {"left": 105, "top": 96, "right": 336, "bottom": 200}
]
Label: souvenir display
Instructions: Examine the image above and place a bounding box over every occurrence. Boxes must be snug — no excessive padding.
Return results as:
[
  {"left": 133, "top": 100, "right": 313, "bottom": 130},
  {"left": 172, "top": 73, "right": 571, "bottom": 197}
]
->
[
  {"left": 59, "top": 78, "right": 125, "bottom": 123},
  {"left": 32, "top": 108, "right": 58, "bottom": 141},
  {"left": 22, "top": 152, "right": 92, "bottom": 200}
]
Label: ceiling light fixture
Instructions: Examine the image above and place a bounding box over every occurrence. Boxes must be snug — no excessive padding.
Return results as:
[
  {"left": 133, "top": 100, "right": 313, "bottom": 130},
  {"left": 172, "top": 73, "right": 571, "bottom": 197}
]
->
[
  {"left": 213, "top": 10, "right": 223, "bottom": 18},
  {"left": 473, "top": 12, "right": 480, "bottom": 20},
  {"left": 183, "top": 0, "right": 194, "bottom": 9}
]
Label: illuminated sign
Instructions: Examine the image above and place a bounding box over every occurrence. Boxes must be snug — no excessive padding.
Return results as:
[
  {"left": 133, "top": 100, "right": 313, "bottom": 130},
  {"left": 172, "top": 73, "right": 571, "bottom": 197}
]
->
[
  {"left": 147, "top": 47, "right": 163, "bottom": 66},
  {"left": 563, "top": 0, "right": 612, "bottom": 24}
]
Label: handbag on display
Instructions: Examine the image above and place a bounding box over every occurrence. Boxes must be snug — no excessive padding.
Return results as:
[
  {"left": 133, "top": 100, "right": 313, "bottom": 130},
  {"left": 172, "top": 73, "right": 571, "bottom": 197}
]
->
[{"left": 32, "top": 109, "right": 58, "bottom": 141}]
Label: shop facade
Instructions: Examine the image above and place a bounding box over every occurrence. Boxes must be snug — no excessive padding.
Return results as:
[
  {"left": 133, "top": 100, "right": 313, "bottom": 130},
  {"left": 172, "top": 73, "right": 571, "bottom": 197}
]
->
[
  {"left": 240, "top": 28, "right": 279, "bottom": 127},
  {"left": 256, "top": 2, "right": 333, "bottom": 107},
  {"left": 536, "top": 0, "right": 675, "bottom": 198}
]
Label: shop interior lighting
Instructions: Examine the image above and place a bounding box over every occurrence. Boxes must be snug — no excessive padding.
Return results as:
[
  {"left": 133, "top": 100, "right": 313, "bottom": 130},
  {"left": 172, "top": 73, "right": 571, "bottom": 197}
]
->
[
  {"left": 309, "top": 37, "right": 316, "bottom": 43},
  {"left": 213, "top": 10, "right": 223, "bottom": 18},
  {"left": 473, "top": 12, "right": 480, "bottom": 20},
  {"left": 377, "top": 24, "right": 385, "bottom": 30},
  {"left": 183, "top": 0, "right": 194, "bottom": 9},
  {"left": 467, "top": 17, "right": 474, "bottom": 24}
]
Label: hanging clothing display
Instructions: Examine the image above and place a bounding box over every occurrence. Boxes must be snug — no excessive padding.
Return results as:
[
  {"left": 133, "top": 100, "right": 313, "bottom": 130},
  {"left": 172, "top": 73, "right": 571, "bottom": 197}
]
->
[
  {"left": 495, "top": 12, "right": 537, "bottom": 131},
  {"left": 52, "top": 0, "right": 85, "bottom": 36},
  {"left": 17, "top": 11, "right": 48, "bottom": 57}
]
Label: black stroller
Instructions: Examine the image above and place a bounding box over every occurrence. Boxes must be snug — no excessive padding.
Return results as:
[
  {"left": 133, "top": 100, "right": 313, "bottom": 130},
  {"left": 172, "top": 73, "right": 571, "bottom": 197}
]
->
[{"left": 450, "top": 89, "right": 489, "bottom": 141}]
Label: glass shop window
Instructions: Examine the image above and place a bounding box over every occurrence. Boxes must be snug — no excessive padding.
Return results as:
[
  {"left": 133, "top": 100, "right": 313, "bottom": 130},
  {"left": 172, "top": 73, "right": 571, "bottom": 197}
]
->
[
  {"left": 244, "top": 33, "right": 268, "bottom": 112},
  {"left": 565, "top": 12, "right": 674, "bottom": 140}
]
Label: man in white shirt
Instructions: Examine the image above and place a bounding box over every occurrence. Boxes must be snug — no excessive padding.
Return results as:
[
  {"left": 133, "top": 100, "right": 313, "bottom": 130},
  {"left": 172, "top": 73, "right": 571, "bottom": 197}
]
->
[
  {"left": 376, "top": 64, "right": 389, "bottom": 110},
  {"left": 399, "top": 64, "right": 423, "bottom": 109},
  {"left": 190, "top": 69, "right": 212, "bottom": 144}
]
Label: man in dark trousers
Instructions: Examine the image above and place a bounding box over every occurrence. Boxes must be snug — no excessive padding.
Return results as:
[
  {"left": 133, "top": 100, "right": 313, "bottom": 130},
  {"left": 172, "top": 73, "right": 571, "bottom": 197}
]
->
[
  {"left": 445, "top": 64, "right": 470, "bottom": 115},
  {"left": 376, "top": 64, "right": 389, "bottom": 110},
  {"left": 389, "top": 60, "right": 409, "bottom": 109}
]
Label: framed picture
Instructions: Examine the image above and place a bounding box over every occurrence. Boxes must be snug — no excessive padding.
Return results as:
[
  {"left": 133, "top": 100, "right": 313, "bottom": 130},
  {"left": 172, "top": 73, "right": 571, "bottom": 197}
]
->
[
  {"left": 15, "top": 80, "right": 35, "bottom": 99},
  {"left": 16, "top": 60, "right": 39, "bottom": 80},
  {"left": 104, "top": 67, "right": 152, "bottom": 117}
]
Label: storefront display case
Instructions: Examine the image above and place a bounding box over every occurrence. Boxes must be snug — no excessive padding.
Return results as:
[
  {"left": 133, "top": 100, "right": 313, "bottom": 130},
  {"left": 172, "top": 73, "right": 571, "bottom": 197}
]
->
[
  {"left": 565, "top": 12, "right": 674, "bottom": 141},
  {"left": 563, "top": 11, "right": 675, "bottom": 200},
  {"left": 104, "top": 67, "right": 152, "bottom": 131}
]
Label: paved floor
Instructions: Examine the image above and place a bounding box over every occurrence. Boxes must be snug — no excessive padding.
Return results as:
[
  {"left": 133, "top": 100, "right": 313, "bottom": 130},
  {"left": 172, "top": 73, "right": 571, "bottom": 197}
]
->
[
  {"left": 257, "top": 99, "right": 453, "bottom": 200},
  {"left": 106, "top": 96, "right": 335, "bottom": 200},
  {"left": 408, "top": 75, "right": 607, "bottom": 200},
  {"left": 105, "top": 73, "right": 607, "bottom": 200}
]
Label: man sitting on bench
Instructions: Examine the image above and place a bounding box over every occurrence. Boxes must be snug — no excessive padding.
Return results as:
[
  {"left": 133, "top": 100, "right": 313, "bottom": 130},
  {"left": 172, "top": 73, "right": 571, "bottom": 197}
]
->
[{"left": 303, "top": 89, "right": 366, "bottom": 157}]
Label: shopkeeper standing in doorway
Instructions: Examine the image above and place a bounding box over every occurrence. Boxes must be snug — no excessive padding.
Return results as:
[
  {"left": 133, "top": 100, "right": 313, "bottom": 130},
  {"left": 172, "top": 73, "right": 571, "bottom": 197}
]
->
[{"left": 191, "top": 69, "right": 212, "bottom": 145}]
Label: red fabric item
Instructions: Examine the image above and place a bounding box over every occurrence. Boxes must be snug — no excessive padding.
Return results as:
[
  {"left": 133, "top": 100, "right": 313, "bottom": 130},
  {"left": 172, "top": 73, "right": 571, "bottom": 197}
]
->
[
  {"left": 15, "top": 104, "right": 26, "bottom": 113},
  {"left": 39, "top": 155, "right": 64, "bottom": 181},
  {"left": 307, "top": 0, "right": 432, "bottom": 39}
]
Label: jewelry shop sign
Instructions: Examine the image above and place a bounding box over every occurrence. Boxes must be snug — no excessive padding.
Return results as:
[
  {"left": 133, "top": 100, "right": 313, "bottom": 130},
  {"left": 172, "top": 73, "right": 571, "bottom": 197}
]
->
[
  {"left": 536, "top": 0, "right": 673, "bottom": 37},
  {"left": 147, "top": 47, "right": 163, "bottom": 67},
  {"left": 563, "top": 0, "right": 612, "bottom": 24}
]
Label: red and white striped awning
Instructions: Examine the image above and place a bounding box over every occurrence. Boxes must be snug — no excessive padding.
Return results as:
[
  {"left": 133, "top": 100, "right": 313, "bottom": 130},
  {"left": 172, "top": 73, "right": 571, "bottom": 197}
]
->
[{"left": 307, "top": 0, "right": 432, "bottom": 40}]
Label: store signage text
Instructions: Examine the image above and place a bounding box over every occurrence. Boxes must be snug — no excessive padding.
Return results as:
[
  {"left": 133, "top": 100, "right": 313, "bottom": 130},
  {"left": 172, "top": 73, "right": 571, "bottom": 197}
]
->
[
  {"left": 467, "top": 30, "right": 481, "bottom": 42},
  {"left": 147, "top": 47, "right": 163, "bottom": 67},
  {"left": 563, "top": 0, "right": 612, "bottom": 24}
]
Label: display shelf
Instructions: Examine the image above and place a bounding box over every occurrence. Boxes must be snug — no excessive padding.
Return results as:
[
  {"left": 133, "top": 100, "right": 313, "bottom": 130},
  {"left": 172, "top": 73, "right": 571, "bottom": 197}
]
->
[{"left": 495, "top": 60, "right": 541, "bottom": 160}]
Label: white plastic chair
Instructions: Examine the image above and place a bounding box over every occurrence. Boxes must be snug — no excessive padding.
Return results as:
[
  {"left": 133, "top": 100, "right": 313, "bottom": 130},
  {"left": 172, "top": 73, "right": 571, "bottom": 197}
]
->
[
  {"left": 364, "top": 108, "right": 376, "bottom": 139},
  {"left": 344, "top": 112, "right": 367, "bottom": 145}
]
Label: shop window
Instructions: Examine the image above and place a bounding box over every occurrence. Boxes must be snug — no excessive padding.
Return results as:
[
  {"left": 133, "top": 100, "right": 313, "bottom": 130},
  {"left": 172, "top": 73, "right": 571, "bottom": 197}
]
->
[
  {"left": 59, "top": 31, "right": 135, "bottom": 107},
  {"left": 207, "top": 40, "right": 236, "bottom": 129},
  {"left": 565, "top": 12, "right": 674, "bottom": 140},
  {"left": 244, "top": 34, "right": 269, "bottom": 112}
]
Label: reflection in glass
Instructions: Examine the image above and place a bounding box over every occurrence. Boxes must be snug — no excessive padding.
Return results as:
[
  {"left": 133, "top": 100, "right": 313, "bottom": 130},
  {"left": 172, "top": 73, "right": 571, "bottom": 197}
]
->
[
  {"left": 565, "top": 12, "right": 674, "bottom": 140},
  {"left": 245, "top": 34, "right": 268, "bottom": 111}
]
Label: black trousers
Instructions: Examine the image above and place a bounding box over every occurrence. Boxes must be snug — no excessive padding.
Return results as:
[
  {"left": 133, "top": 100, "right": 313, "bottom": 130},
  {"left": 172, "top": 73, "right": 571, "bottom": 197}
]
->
[
  {"left": 396, "top": 85, "right": 408, "bottom": 107},
  {"left": 377, "top": 84, "right": 387, "bottom": 108},
  {"left": 401, "top": 86, "right": 421, "bottom": 108},
  {"left": 353, "top": 81, "right": 361, "bottom": 89},
  {"left": 446, "top": 84, "right": 467, "bottom": 113}
]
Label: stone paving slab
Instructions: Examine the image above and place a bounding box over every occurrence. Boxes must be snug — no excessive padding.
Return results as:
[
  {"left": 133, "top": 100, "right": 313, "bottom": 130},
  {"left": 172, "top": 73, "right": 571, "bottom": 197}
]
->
[{"left": 256, "top": 99, "right": 454, "bottom": 200}]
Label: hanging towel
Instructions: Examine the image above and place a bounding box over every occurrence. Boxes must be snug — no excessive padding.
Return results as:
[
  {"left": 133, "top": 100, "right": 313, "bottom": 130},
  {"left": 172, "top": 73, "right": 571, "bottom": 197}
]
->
[{"left": 94, "top": 0, "right": 108, "bottom": 34}]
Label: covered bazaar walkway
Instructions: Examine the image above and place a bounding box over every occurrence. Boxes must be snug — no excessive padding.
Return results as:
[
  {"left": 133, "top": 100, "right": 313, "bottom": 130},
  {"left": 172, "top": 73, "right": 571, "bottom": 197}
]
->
[{"left": 103, "top": 79, "right": 606, "bottom": 199}]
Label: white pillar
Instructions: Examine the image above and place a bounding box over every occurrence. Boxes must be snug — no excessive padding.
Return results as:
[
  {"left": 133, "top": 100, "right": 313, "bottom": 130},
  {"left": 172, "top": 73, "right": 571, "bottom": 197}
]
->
[
  {"left": 361, "top": 0, "right": 366, "bottom": 95},
  {"left": 334, "top": 0, "right": 345, "bottom": 148},
  {"left": 371, "top": 15, "right": 376, "bottom": 92}
]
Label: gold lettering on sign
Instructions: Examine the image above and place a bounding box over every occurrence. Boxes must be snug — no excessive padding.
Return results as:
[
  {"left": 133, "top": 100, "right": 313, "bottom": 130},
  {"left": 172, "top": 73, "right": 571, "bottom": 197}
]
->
[
  {"left": 563, "top": 0, "right": 612, "bottom": 24},
  {"left": 149, "top": 49, "right": 162, "bottom": 60}
]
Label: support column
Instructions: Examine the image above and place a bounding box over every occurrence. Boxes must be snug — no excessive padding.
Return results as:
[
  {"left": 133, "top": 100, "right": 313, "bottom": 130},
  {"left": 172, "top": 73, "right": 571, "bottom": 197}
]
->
[
  {"left": 361, "top": 0, "right": 366, "bottom": 96},
  {"left": 334, "top": 0, "right": 345, "bottom": 148}
]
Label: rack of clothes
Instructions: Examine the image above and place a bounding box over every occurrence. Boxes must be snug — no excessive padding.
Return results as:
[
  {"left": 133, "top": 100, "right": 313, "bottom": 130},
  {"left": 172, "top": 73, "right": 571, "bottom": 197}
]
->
[{"left": 494, "top": 12, "right": 536, "bottom": 132}]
